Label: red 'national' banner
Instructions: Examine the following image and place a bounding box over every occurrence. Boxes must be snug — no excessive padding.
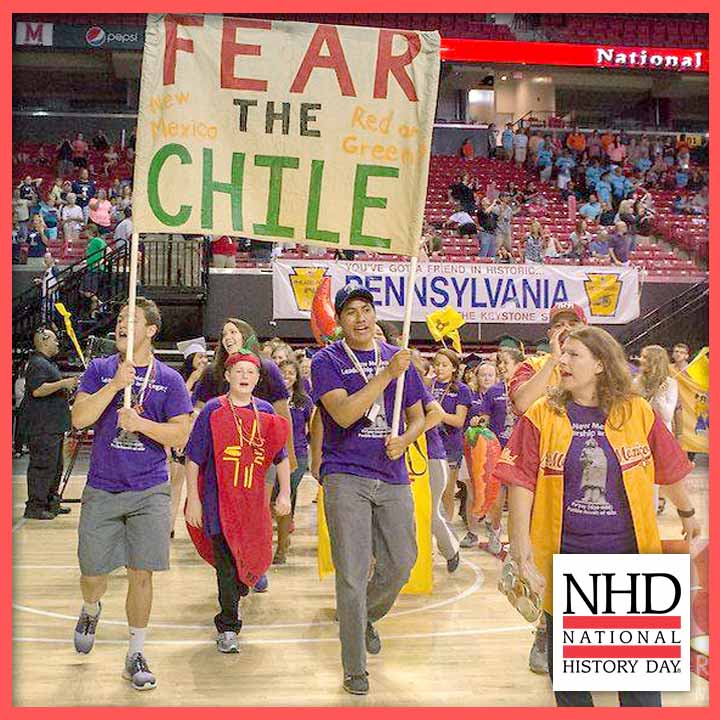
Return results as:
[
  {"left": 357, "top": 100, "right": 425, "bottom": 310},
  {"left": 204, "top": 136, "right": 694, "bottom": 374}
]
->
[{"left": 440, "top": 39, "right": 708, "bottom": 73}]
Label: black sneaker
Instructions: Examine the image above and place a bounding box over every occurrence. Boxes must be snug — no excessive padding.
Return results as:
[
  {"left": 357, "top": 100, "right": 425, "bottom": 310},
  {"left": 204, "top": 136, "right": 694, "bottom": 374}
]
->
[
  {"left": 343, "top": 671, "right": 369, "bottom": 695},
  {"left": 50, "top": 505, "right": 71, "bottom": 515},
  {"left": 23, "top": 509, "right": 55, "bottom": 520},
  {"left": 365, "top": 623, "right": 381, "bottom": 655},
  {"left": 446, "top": 550, "right": 460, "bottom": 573}
]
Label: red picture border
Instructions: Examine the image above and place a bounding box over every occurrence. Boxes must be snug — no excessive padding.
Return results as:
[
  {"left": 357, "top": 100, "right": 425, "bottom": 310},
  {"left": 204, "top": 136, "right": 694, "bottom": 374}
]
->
[{"left": 4, "top": 2, "right": 715, "bottom": 716}]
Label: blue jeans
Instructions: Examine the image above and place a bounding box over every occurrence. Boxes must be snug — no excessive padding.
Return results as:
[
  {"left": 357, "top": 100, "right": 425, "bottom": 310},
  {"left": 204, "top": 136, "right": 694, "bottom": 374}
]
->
[
  {"left": 479, "top": 231, "right": 496, "bottom": 257},
  {"left": 545, "top": 613, "right": 662, "bottom": 707}
]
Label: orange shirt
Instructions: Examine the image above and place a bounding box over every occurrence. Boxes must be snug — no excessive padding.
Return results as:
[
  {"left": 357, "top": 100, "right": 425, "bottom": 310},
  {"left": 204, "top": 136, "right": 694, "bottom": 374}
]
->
[{"left": 567, "top": 132, "right": 586, "bottom": 152}]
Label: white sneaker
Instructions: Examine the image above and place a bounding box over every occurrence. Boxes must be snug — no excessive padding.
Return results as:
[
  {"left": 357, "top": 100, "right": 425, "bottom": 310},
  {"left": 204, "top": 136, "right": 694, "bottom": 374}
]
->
[
  {"left": 487, "top": 527, "right": 503, "bottom": 555},
  {"left": 216, "top": 631, "right": 240, "bottom": 653}
]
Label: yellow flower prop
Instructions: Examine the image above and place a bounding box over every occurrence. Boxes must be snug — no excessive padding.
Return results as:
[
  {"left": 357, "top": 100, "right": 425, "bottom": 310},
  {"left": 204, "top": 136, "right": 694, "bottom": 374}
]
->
[{"left": 426, "top": 307, "right": 465, "bottom": 353}]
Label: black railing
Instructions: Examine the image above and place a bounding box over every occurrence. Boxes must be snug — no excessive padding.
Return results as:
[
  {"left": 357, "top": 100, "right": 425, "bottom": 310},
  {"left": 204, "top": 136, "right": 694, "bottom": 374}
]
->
[
  {"left": 12, "top": 236, "right": 210, "bottom": 362},
  {"left": 12, "top": 245, "right": 132, "bottom": 361},
  {"left": 139, "top": 235, "right": 209, "bottom": 293}
]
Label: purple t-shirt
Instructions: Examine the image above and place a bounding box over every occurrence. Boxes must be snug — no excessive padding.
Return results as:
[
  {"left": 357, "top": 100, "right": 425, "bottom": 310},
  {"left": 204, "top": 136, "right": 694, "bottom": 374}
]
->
[
  {"left": 431, "top": 380, "right": 472, "bottom": 459},
  {"left": 78, "top": 355, "right": 193, "bottom": 492},
  {"left": 611, "top": 232, "right": 631, "bottom": 263},
  {"left": 561, "top": 403, "right": 636, "bottom": 554},
  {"left": 192, "top": 357, "right": 289, "bottom": 406},
  {"left": 465, "top": 391, "right": 484, "bottom": 431},
  {"left": 185, "top": 397, "right": 287, "bottom": 538},
  {"left": 311, "top": 341, "right": 425, "bottom": 484},
  {"left": 290, "top": 394, "right": 313, "bottom": 458},
  {"left": 470, "top": 381, "right": 517, "bottom": 447},
  {"left": 422, "top": 386, "right": 446, "bottom": 460}
]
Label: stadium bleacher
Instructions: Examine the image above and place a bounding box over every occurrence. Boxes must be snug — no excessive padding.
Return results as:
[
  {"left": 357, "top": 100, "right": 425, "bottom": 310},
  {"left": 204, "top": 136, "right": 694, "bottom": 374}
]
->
[
  {"left": 537, "top": 14, "right": 708, "bottom": 48},
  {"left": 12, "top": 142, "right": 708, "bottom": 279}
]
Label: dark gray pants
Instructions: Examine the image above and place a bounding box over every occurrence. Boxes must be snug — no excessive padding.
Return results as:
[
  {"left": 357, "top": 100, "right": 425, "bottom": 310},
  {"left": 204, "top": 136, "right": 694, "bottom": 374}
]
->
[
  {"left": 323, "top": 473, "right": 417, "bottom": 675},
  {"left": 26, "top": 432, "right": 64, "bottom": 513}
]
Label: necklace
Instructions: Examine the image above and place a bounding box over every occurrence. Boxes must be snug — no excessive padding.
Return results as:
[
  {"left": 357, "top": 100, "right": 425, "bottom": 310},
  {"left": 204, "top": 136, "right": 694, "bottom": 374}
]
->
[
  {"left": 224, "top": 395, "right": 266, "bottom": 489},
  {"left": 129, "top": 356, "right": 155, "bottom": 415},
  {"left": 341, "top": 340, "right": 380, "bottom": 384}
]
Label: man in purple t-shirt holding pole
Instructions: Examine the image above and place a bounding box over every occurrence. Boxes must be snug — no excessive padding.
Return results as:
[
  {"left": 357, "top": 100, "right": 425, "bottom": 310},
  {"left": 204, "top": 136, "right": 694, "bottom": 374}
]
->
[
  {"left": 71, "top": 298, "right": 193, "bottom": 691},
  {"left": 311, "top": 283, "right": 426, "bottom": 696}
]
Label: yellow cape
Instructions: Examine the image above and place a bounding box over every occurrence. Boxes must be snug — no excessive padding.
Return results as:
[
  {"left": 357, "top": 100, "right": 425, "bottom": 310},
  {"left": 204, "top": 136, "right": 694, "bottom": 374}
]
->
[{"left": 316, "top": 433, "right": 433, "bottom": 594}]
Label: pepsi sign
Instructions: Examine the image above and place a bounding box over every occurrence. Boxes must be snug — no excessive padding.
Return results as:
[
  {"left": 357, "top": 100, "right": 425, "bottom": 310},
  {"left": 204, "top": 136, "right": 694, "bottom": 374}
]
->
[{"left": 85, "top": 25, "right": 140, "bottom": 48}]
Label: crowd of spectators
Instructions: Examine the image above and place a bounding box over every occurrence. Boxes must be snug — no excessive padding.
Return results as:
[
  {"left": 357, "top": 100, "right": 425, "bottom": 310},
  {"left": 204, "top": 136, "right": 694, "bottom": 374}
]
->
[
  {"left": 13, "top": 130, "right": 136, "bottom": 320},
  {"left": 13, "top": 130, "right": 135, "bottom": 264},
  {"left": 441, "top": 126, "right": 709, "bottom": 265}
]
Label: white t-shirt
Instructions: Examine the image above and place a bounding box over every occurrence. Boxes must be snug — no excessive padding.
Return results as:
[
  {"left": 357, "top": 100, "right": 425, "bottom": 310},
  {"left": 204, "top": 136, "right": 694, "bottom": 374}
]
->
[
  {"left": 13, "top": 198, "right": 30, "bottom": 222},
  {"left": 513, "top": 133, "right": 529, "bottom": 149},
  {"left": 114, "top": 217, "right": 133, "bottom": 243},
  {"left": 42, "top": 266, "right": 59, "bottom": 299},
  {"left": 651, "top": 376, "right": 679, "bottom": 432},
  {"left": 449, "top": 211, "right": 474, "bottom": 226},
  {"left": 61, "top": 204, "right": 83, "bottom": 225}
]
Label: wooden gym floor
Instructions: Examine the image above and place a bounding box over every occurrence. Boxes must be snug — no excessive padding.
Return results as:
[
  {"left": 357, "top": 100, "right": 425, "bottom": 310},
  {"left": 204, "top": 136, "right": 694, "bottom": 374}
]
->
[{"left": 12, "top": 454, "right": 709, "bottom": 707}]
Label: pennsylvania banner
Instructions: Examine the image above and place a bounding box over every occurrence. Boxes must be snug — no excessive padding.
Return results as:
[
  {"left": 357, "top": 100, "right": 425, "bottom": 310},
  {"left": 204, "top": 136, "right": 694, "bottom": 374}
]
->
[
  {"left": 273, "top": 258, "right": 641, "bottom": 324},
  {"left": 675, "top": 371, "right": 709, "bottom": 454},
  {"left": 133, "top": 14, "right": 440, "bottom": 255}
]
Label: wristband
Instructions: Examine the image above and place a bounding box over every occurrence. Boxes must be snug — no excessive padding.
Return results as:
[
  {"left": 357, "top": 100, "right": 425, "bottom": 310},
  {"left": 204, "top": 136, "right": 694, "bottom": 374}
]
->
[{"left": 677, "top": 507, "right": 695, "bottom": 518}]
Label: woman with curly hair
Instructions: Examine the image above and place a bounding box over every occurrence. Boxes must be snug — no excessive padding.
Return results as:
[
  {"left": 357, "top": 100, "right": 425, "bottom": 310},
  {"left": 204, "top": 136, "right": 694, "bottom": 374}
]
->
[{"left": 495, "top": 326, "right": 700, "bottom": 707}]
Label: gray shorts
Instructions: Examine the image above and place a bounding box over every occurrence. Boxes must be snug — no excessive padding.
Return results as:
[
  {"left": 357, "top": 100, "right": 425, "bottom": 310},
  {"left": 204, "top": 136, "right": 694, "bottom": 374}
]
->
[{"left": 78, "top": 482, "right": 171, "bottom": 576}]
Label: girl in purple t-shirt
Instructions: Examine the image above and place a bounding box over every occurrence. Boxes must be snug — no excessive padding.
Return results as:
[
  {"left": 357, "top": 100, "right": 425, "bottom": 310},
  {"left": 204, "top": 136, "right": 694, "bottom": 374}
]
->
[
  {"left": 276, "top": 359, "right": 314, "bottom": 564},
  {"left": 413, "top": 354, "right": 461, "bottom": 573},
  {"left": 431, "top": 349, "right": 472, "bottom": 522},
  {"left": 467, "top": 347, "right": 524, "bottom": 555}
]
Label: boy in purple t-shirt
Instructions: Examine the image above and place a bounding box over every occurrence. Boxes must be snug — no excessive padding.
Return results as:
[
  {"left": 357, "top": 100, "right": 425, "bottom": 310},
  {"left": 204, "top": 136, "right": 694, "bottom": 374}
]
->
[
  {"left": 311, "top": 284, "right": 425, "bottom": 696},
  {"left": 71, "top": 299, "right": 192, "bottom": 691}
]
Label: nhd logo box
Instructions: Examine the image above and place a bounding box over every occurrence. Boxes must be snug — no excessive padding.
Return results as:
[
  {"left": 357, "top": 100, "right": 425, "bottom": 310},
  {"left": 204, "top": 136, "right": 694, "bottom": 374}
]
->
[{"left": 553, "top": 554, "right": 691, "bottom": 692}]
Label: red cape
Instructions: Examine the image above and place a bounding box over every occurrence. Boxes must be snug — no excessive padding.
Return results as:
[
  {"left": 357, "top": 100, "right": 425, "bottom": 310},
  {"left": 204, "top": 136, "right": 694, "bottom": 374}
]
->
[{"left": 186, "top": 396, "right": 289, "bottom": 587}]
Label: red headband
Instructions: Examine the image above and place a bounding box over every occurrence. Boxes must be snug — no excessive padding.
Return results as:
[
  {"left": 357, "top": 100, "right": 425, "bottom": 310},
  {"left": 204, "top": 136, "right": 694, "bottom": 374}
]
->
[{"left": 224, "top": 352, "right": 261, "bottom": 370}]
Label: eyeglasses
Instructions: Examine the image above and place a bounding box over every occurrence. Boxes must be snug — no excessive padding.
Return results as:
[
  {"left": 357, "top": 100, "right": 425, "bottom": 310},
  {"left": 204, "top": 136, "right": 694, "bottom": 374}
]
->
[{"left": 497, "top": 557, "right": 543, "bottom": 624}]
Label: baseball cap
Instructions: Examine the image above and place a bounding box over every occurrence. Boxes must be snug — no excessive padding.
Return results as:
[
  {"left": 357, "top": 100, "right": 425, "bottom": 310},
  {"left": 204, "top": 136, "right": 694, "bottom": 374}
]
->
[
  {"left": 334, "top": 283, "right": 374, "bottom": 315},
  {"left": 549, "top": 302, "right": 587, "bottom": 325}
]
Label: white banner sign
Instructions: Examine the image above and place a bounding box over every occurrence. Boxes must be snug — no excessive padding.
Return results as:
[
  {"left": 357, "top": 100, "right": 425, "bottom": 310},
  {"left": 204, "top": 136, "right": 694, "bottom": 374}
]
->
[
  {"left": 133, "top": 14, "right": 440, "bottom": 255},
  {"left": 15, "top": 22, "right": 53, "bottom": 46},
  {"left": 272, "top": 259, "right": 641, "bottom": 324}
]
